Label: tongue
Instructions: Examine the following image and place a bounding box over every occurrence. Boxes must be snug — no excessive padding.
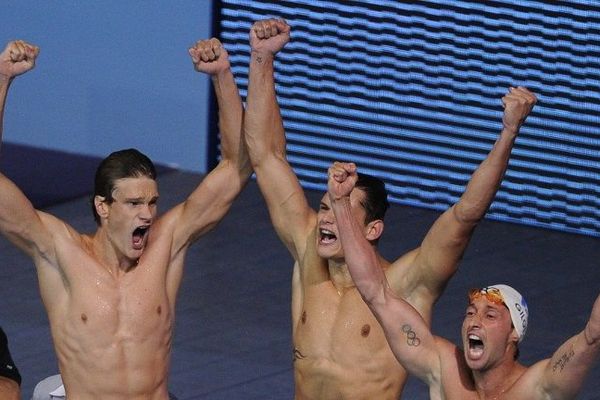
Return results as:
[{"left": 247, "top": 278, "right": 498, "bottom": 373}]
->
[
  {"left": 468, "top": 346, "right": 484, "bottom": 359},
  {"left": 132, "top": 233, "right": 144, "bottom": 249},
  {"left": 321, "top": 234, "right": 336, "bottom": 244}
]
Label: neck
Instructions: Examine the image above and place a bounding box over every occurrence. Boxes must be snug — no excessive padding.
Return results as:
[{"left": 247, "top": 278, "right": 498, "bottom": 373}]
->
[
  {"left": 92, "top": 228, "right": 138, "bottom": 276},
  {"left": 327, "top": 259, "right": 355, "bottom": 294},
  {"left": 472, "top": 356, "right": 523, "bottom": 399},
  {"left": 327, "top": 249, "right": 385, "bottom": 294}
]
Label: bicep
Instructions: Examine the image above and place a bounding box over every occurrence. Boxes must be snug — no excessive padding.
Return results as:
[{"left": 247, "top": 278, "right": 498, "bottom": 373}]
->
[
  {"left": 253, "top": 155, "right": 314, "bottom": 257},
  {"left": 402, "top": 205, "right": 476, "bottom": 299},
  {"left": 369, "top": 286, "right": 442, "bottom": 385},
  {"left": 170, "top": 160, "right": 249, "bottom": 251}
]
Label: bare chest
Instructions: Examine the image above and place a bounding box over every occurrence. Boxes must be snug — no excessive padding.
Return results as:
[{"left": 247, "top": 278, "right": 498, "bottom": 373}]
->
[{"left": 294, "top": 282, "right": 398, "bottom": 366}]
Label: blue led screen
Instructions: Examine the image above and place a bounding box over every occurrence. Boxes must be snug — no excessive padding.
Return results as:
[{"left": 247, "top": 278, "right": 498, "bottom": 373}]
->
[{"left": 218, "top": 0, "right": 600, "bottom": 237}]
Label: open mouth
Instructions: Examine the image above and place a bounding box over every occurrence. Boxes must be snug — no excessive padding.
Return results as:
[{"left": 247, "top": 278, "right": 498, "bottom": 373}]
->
[
  {"left": 319, "top": 228, "right": 337, "bottom": 245},
  {"left": 132, "top": 226, "right": 150, "bottom": 249},
  {"left": 467, "top": 334, "right": 484, "bottom": 358}
]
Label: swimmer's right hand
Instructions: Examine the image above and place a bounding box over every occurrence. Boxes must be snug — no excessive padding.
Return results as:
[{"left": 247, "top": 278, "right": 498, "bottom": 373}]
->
[{"left": 0, "top": 40, "right": 39, "bottom": 81}]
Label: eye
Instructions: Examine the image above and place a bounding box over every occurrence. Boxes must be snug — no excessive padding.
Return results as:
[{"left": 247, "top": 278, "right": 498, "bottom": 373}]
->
[
  {"left": 486, "top": 313, "right": 497, "bottom": 320},
  {"left": 465, "top": 309, "right": 475, "bottom": 317}
]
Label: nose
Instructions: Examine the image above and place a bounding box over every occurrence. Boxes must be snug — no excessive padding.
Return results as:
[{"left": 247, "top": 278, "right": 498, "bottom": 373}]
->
[
  {"left": 468, "top": 314, "right": 482, "bottom": 330},
  {"left": 138, "top": 204, "right": 153, "bottom": 222},
  {"left": 319, "top": 208, "right": 334, "bottom": 225}
]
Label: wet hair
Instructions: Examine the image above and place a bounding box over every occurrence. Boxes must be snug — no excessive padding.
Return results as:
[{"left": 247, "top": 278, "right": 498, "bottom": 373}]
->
[
  {"left": 91, "top": 149, "right": 157, "bottom": 225},
  {"left": 355, "top": 173, "right": 389, "bottom": 224}
]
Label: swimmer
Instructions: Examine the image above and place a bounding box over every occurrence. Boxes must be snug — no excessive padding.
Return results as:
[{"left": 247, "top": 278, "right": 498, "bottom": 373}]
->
[{"left": 0, "top": 38, "right": 250, "bottom": 399}]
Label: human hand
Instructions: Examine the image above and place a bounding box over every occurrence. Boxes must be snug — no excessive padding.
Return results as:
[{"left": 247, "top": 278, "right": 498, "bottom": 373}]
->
[
  {"left": 328, "top": 162, "right": 358, "bottom": 201},
  {"left": 188, "top": 38, "right": 230, "bottom": 75},
  {"left": 501, "top": 86, "right": 537, "bottom": 133},
  {"left": 249, "top": 18, "right": 290, "bottom": 57},
  {"left": 0, "top": 40, "right": 39, "bottom": 81}
]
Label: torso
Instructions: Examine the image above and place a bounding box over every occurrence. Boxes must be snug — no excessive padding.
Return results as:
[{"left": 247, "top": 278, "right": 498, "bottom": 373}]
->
[
  {"left": 291, "top": 237, "right": 406, "bottom": 400},
  {"left": 293, "top": 282, "right": 406, "bottom": 399},
  {"left": 37, "top": 220, "right": 179, "bottom": 400}
]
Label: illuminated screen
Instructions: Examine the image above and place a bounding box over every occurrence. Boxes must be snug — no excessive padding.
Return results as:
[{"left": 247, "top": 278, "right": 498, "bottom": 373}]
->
[{"left": 217, "top": 0, "right": 600, "bottom": 237}]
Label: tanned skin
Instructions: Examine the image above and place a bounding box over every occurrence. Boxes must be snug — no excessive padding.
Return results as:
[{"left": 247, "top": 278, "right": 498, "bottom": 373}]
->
[
  {"left": 0, "top": 39, "right": 251, "bottom": 399},
  {"left": 243, "top": 18, "right": 537, "bottom": 399}
]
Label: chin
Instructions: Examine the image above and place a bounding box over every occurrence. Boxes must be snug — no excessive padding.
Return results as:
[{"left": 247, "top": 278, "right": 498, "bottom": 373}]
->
[{"left": 316, "top": 244, "right": 343, "bottom": 260}]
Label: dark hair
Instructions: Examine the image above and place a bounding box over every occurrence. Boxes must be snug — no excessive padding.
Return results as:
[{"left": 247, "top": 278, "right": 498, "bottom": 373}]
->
[
  {"left": 91, "top": 149, "right": 157, "bottom": 225},
  {"left": 355, "top": 173, "right": 389, "bottom": 224}
]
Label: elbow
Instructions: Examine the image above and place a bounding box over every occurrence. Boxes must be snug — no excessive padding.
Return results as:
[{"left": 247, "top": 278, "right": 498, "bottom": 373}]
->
[
  {"left": 451, "top": 203, "right": 483, "bottom": 228},
  {"left": 358, "top": 280, "right": 388, "bottom": 308}
]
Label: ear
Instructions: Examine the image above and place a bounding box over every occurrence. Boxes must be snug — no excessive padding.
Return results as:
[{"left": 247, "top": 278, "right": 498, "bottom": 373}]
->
[
  {"left": 509, "top": 326, "right": 520, "bottom": 344},
  {"left": 365, "top": 219, "right": 384, "bottom": 242},
  {"left": 94, "top": 195, "right": 109, "bottom": 220}
]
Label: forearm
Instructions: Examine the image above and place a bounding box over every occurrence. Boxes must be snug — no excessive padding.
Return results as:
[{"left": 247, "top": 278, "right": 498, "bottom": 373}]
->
[
  {"left": 245, "top": 51, "right": 285, "bottom": 166},
  {"left": 0, "top": 76, "right": 12, "bottom": 148},
  {"left": 331, "top": 196, "right": 386, "bottom": 302},
  {"left": 211, "top": 68, "right": 244, "bottom": 163},
  {"left": 454, "top": 127, "right": 517, "bottom": 224}
]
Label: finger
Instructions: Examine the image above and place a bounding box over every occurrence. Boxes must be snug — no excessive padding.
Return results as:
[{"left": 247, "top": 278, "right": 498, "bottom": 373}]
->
[
  {"left": 266, "top": 20, "right": 278, "bottom": 38},
  {"left": 188, "top": 48, "right": 200, "bottom": 64},
  {"left": 344, "top": 162, "right": 357, "bottom": 174},
  {"left": 275, "top": 18, "right": 290, "bottom": 33},
  {"left": 253, "top": 22, "right": 266, "bottom": 39},
  {"left": 9, "top": 41, "right": 25, "bottom": 62}
]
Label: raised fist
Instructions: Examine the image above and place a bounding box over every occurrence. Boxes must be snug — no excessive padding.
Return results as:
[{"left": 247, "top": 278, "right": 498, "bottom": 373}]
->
[
  {"left": 501, "top": 86, "right": 537, "bottom": 133},
  {"left": 0, "top": 40, "right": 39, "bottom": 80},
  {"left": 188, "top": 38, "right": 230, "bottom": 75},
  {"left": 328, "top": 162, "right": 358, "bottom": 201},
  {"left": 249, "top": 18, "right": 290, "bottom": 56}
]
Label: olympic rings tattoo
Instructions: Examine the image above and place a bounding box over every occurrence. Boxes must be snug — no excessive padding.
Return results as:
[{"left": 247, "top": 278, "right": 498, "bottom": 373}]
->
[{"left": 401, "top": 324, "right": 421, "bottom": 347}]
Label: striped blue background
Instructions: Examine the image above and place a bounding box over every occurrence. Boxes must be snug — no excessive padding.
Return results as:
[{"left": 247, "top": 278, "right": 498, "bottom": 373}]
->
[{"left": 218, "top": 0, "right": 600, "bottom": 237}]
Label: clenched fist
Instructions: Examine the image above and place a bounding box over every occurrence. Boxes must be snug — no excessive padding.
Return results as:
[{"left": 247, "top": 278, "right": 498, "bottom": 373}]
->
[{"left": 0, "top": 40, "right": 39, "bottom": 81}]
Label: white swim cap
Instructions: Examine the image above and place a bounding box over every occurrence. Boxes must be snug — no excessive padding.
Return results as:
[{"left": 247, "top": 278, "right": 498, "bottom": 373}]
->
[{"left": 484, "top": 284, "right": 529, "bottom": 342}]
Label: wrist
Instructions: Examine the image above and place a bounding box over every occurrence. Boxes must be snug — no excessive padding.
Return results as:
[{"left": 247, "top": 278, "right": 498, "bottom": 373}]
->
[
  {"left": 329, "top": 193, "right": 351, "bottom": 203},
  {"left": 210, "top": 67, "right": 233, "bottom": 81},
  {"left": 501, "top": 125, "right": 519, "bottom": 139},
  {"left": 250, "top": 50, "right": 275, "bottom": 65},
  {"left": 0, "top": 74, "right": 12, "bottom": 87}
]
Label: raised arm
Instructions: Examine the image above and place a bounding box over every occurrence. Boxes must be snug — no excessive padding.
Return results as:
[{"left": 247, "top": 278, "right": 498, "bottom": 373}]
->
[
  {"left": 327, "top": 162, "right": 444, "bottom": 386},
  {"left": 166, "top": 38, "right": 251, "bottom": 255},
  {"left": 0, "top": 40, "right": 53, "bottom": 259},
  {"left": 395, "top": 87, "right": 537, "bottom": 304},
  {"left": 525, "top": 293, "right": 600, "bottom": 400},
  {"left": 244, "top": 19, "right": 314, "bottom": 259}
]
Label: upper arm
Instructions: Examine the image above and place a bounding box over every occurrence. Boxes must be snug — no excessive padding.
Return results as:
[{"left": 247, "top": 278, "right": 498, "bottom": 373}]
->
[
  {"left": 167, "top": 159, "right": 250, "bottom": 255},
  {"left": 530, "top": 329, "right": 600, "bottom": 400},
  {"left": 0, "top": 173, "right": 55, "bottom": 260},
  {"left": 391, "top": 205, "right": 477, "bottom": 304},
  {"left": 0, "top": 377, "right": 19, "bottom": 400},
  {"left": 253, "top": 153, "right": 315, "bottom": 259},
  {"left": 368, "top": 283, "right": 444, "bottom": 386}
]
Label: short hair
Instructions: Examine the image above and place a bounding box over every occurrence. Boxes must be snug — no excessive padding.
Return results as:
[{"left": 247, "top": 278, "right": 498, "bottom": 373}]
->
[
  {"left": 91, "top": 149, "right": 157, "bottom": 225},
  {"left": 355, "top": 173, "right": 389, "bottom": 224}
]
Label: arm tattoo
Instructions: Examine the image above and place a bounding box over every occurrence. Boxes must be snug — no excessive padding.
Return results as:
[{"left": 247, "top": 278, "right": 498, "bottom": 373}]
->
[
  {"left": 255, "top": 55, "right": 263, "bottom": 64},
  {"left": 293, "top": 347, "right": 306, "bottom": 362},
  {"left": 401, "top": 324, "right": 421, "bottom": 347},
  {"left": 552, "top": 346, "right": 575, "bottom": 372}
]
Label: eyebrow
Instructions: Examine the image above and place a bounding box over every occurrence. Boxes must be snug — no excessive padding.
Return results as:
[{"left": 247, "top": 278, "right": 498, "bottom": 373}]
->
[{"left": 123, "top": 195, "right": 159, "bottom": 202}]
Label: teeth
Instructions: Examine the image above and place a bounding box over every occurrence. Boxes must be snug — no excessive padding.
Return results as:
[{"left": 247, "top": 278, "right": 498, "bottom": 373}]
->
[
  {"left": 320, "top": 229, "right": 334, "bottom": 235},
  {"left": 468, "top": 334, "right": 480, "bottom": 340}
]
